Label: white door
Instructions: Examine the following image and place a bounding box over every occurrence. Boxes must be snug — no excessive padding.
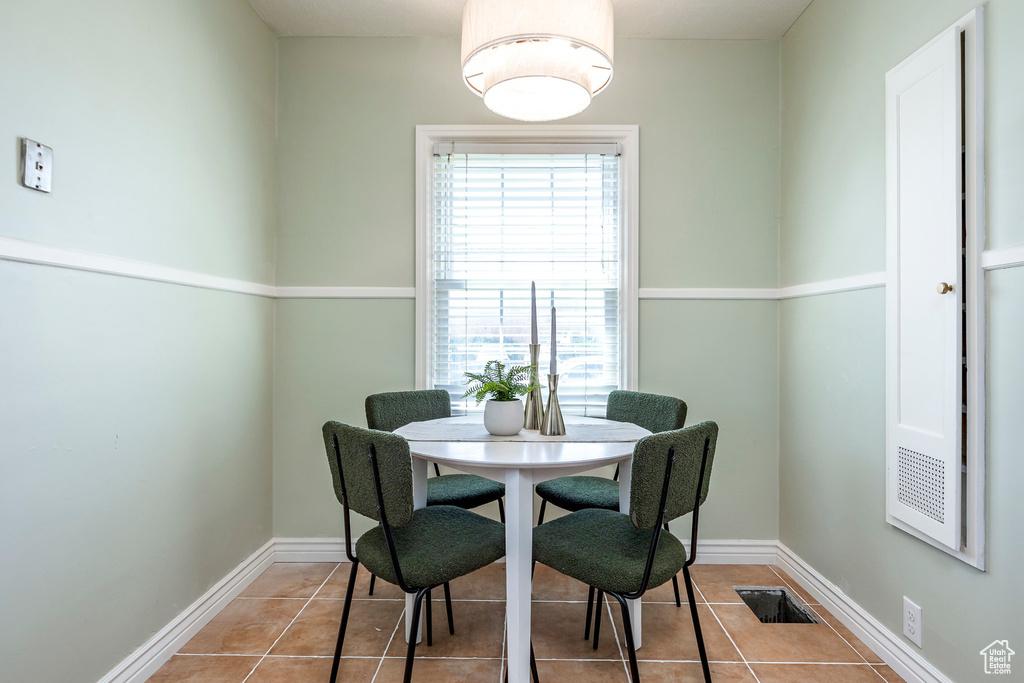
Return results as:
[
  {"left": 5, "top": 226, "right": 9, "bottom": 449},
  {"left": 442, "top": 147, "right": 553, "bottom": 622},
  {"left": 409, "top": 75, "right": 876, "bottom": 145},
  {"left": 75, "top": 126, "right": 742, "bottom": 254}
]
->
[{"left": 885, "top": 26, "right": 963, "bottom": 550}]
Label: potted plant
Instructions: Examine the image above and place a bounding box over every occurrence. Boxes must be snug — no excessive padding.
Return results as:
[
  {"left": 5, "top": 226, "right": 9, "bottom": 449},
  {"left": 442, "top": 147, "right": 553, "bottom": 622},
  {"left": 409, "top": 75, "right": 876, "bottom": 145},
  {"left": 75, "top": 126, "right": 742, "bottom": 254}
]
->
[{"left": 463, "top": 360, "right": 538, "bottom": 436}]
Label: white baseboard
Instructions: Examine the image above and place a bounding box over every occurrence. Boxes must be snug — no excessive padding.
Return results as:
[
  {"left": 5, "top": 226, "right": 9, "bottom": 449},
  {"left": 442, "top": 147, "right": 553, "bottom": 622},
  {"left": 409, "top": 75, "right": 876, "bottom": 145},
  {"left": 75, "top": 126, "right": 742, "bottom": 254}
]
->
[
  {"left": 776, "top": 542, "right": 953, "bottom": 683},
  {"left": 95, "top": 536, "right": 952, "bottom": 683},
  {"left": 97, "top": 540, "right": 275, "bottom": 683},
  {"left": 686, "top": 539, "right": 780, "bottom": 565},
  {"left": 273, "top": 536, "right": 351, "bottom": 563}
]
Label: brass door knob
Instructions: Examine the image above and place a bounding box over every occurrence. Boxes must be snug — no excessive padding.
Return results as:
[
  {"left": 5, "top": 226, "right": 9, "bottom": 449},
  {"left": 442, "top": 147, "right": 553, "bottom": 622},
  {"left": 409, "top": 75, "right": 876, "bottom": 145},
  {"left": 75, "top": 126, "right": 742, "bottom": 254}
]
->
[{"left": 937, "top": 282, "right": 954, "bottom": 294}]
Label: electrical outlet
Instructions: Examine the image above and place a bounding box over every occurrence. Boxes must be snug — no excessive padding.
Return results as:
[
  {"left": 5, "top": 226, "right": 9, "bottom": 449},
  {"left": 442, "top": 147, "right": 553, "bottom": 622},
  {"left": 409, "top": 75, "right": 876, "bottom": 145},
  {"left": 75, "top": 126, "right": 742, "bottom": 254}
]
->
[
  {"left": 903, "top": 597, "right": 922, "bottom": 647},
  {"left": 20, "top": 138, "right": 52, "bottom": 193}
]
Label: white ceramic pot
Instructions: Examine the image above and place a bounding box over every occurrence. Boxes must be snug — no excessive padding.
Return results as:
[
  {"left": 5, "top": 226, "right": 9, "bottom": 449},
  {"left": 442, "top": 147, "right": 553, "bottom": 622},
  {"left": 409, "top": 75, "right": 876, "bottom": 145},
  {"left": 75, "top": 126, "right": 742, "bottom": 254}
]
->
[{"left": 483, "top": 398, "right": 524, "bottom": 436}]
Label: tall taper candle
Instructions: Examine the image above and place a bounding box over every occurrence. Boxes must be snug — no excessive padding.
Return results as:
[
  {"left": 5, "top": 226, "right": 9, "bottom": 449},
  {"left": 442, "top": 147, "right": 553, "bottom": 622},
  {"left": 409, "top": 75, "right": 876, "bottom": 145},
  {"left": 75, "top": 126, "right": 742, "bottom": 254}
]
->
[
  {"left": 531, "top": 281, "right": 538, "bottom": 345},
  {"left": 550, "top": 307, "right": 557, "bottom": 375}
]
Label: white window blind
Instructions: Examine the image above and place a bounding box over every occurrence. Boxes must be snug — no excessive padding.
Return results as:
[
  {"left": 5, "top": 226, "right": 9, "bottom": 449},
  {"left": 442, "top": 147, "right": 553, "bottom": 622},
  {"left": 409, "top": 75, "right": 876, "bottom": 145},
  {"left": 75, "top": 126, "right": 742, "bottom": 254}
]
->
[{"left": 431, "top": 152, "right": 622, "bottom": 416}]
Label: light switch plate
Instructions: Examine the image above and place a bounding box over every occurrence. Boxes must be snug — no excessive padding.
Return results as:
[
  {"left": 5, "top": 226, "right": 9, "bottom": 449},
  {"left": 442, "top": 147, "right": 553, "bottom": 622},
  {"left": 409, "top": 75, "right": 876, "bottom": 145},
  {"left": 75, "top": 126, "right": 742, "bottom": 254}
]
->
[{"left": 20, "top": 138, "right": 52, "bottom": 193}]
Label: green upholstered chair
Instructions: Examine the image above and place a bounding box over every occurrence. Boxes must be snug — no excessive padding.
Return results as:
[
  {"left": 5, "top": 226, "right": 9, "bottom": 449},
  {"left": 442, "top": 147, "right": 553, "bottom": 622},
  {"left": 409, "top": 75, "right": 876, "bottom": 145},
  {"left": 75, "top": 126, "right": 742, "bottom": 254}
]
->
[
  {"left": 322, "top": 421, "right": 509, "bottom": 683},
  {"left": 364, "top": 389, "right": 507, "bottom": 596},
  {"left": 533, "top": 422, "right": 719, "bottom": 683},
  {"left": 535, "top": 390, "right": 688, "bottom": 615}
]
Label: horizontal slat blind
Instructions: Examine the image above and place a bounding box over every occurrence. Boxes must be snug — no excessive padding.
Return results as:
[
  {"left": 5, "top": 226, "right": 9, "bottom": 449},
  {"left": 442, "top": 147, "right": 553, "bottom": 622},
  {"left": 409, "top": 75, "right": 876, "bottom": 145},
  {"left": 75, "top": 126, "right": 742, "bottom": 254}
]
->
[{"left": 432, "top": 152, "right": 621, "bottom": 416}]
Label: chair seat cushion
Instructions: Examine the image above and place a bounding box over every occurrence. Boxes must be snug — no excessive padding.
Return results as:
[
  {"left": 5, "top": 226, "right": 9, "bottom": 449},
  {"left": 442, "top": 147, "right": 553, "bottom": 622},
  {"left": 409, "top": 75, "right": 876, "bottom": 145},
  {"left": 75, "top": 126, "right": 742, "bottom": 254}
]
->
[
  {"left": 427, "top": 473, "right": 505, "bottom": 509},
  {"left": 535, "top": 476, "right": 620, "bottom": 512},
  {"left": 533, "top": 508, "right": 686, "bottom": 595},
  {"left": 356, "top": 505, "right": 506, "bottom": 589}
]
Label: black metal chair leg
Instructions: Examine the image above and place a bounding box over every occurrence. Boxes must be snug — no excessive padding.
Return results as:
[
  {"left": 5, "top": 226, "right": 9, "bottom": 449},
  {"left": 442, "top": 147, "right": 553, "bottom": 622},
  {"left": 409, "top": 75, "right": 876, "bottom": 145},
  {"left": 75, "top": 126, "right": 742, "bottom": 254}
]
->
[
  {"left": 664, "top": 523, "right": 681, "bottom": 607},
  {"left": 583, "top": 585, "right": 596, "bottom": 639},
  {"left": 425, "top": 588, "right": 433, "bottom": 646},
  {"left": 682, "top": 565, "right": 711, "bottom": 683},
  {"left": 404, "top": 588, "right": 429, "bottom": 683},
  {"left": 330, "top": 560, "right": 360, "bottom": 683},
  {"left": 443, "top": 581, "right": 455, "bottom": 634},
  {"left": 368, "top": 573, "right": 376, "bottom": 596},
  {"left": 592, "top": 590, "right": 603, "bottom": 650},
  {"left": 537, "top": 499, "right": 546, "bottom": 525},
  {"left": 611, "top": 593, "right": 641, "bottom": 683},
  {"left": 498, "top": 497, "right": 506, "bottom": 523}
]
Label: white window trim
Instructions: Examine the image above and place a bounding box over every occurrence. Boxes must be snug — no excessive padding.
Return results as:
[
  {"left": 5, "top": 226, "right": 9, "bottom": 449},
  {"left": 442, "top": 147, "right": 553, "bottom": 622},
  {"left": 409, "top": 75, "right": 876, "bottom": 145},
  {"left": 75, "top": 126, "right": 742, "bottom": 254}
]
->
[{"left": 414, "top": 124, "right": 640, "bottom": 396}]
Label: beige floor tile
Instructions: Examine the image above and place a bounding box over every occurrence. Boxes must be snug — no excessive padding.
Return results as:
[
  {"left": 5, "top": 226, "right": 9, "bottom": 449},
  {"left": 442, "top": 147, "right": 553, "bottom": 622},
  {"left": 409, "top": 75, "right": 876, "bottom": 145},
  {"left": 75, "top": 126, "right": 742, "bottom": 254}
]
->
[
  {"left": 239, "top": 563, "right": 338, "bottom": 599},
  {"left": 147, "top": 655, "right": 259, "bottom": 682},
  {"left": 375, "top": 656, "right": 502, "bottom": 682},
  {"left": 247, "top": 655, "right": 379, "bottom": 682},
  {"left": 270, "top": 598, "right": 403, "bottom": 657},
  {"left": 873, "top": 664, "right": 907, "bottom": 682},
  {"left": 532, "top": 563, "right": 593, "bottom": 602},
  {"left": 690, "top": 565, "right": 817, "bottom": 605},
  {"left": 531, "top": 600, "right": 623, "bottom": 660},
  {"left": 384, "top": 600, "right": 504, "bottom": 659},
  {"left": 752, "top": 663, "right": 891, "bottom": 682},
  {"left": 712, "top": 604, "right": 863, "bottom": 663},
  {"left": 638, "top": 661, "right": 757, "bottom": 682},
  {"left": 812, "top": 607, "right": 884, "bottom": 664},
  {"left": 645, "top": 572, "right": 700, "bottom": 604},
  {"left": 318, "top": 563, "right": 406, "bottom": 600},
  {"left": 632, "top": 603, "right": 742, "bottom": 662},
  {"left": 534, "top": 658, "right": 629, "bottom": 682},
  {"left": 447, "top": 562, "right": 506, "bottom": 600},
  {"left": 179, "top": 599, "right": 306, "bottom": 655}
]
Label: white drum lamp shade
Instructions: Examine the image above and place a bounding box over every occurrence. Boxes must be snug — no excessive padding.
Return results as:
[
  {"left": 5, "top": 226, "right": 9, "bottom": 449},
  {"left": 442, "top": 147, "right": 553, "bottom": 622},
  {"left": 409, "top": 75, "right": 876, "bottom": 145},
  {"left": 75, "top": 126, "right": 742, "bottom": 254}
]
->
[{"left": 461, "top": 0, "right": 614, "bottom": 122}]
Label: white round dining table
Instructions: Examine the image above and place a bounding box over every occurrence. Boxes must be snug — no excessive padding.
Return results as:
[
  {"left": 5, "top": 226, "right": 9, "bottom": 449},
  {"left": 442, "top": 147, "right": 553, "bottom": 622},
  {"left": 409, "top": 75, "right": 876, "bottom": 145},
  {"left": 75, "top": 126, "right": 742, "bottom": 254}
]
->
[{"left": 393, "top": 414, "right": 651, "bottom": 683}]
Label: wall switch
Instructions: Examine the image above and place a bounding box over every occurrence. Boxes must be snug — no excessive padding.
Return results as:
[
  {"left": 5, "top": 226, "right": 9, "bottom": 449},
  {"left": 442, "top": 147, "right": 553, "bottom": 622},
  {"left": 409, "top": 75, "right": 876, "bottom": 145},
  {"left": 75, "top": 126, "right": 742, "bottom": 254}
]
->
[
  {"left": 20, "top": 138, "right": 52, "bottom": 193},
  {"left": 903, "top": 597, "right": 922, "bottom": 648}
]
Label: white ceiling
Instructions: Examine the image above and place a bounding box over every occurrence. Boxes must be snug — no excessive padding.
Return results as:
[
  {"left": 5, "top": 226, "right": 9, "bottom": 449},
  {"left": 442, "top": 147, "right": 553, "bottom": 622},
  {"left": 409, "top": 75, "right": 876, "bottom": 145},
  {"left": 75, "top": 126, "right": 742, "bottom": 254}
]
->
[{"left": 247, "top": 0, "right": 813, "bottom": 40}]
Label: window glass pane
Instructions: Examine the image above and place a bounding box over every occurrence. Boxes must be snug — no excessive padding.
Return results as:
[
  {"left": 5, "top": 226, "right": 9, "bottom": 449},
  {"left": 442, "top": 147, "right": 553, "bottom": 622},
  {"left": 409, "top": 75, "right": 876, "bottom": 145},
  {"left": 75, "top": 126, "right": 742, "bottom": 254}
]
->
[{"left": 432, "top": 153, "right": 621, "bottom": 415}]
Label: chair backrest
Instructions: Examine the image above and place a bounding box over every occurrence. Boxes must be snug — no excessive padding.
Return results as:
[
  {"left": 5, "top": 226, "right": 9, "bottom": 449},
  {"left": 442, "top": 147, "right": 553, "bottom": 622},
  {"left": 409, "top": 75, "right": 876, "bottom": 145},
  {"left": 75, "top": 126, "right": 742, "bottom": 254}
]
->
[
  {"left": 607, "top": 390, "right": 687, "bottom": 434},
  {"left": 628, "top": 421, "right": 718, "bottom": 530},
  {"left": 321, "top": 421, "right": 415, "bottom": 528},
  {"left": 365, "top": 389, "right": 451, "bottom": 432}
]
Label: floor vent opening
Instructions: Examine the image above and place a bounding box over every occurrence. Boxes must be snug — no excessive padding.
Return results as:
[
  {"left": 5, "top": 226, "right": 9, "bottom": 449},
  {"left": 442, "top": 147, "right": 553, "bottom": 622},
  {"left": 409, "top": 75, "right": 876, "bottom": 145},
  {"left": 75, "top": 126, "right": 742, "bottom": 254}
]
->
[{"left": 734, "top": 586, "right": 819, "bottom": 624}]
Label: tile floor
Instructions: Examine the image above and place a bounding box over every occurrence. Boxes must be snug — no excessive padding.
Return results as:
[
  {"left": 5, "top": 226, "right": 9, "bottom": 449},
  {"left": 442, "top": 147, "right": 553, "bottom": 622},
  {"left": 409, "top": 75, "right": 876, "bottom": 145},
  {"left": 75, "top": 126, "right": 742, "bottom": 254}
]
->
[{"left": 150, "top": 563, "right": 904, "bottom": 682}]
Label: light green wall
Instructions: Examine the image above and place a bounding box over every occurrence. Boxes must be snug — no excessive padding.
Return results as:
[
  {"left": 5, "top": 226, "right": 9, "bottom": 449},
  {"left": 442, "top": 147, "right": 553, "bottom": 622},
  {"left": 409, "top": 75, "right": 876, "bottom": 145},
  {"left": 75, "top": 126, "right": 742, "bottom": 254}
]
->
[
  {"left": 273, "top": 37, "right": 782, "bottom": 540},
  {"left": 276, "top": 38, "right": 780, "bottom": 288},
  {"left": 0, "top": 0, "right": 278, "bottom": 283},
  {"left": 780, "top": 1, "right": 1024, "bottom": 680},
  {"left": 0, "top": 2, "right": 278, "bottom": 681}
]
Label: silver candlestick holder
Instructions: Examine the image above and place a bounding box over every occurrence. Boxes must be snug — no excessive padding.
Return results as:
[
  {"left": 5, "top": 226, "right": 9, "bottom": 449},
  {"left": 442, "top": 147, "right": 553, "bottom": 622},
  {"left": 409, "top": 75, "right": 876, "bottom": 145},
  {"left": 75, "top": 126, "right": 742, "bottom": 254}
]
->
[
  {"left": 540, "top": 374, "right": 566, "bottom": 436},
  {"left": 524, "top": 344, "right": 544, "bottom": 430}
]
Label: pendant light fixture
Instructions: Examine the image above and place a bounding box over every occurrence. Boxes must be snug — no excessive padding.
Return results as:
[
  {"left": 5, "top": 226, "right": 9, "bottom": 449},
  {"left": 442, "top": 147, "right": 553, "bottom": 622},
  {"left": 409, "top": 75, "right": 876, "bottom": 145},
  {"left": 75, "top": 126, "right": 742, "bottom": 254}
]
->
[{"left": 461, "top": 0, "right": 614, "bottom": 122}]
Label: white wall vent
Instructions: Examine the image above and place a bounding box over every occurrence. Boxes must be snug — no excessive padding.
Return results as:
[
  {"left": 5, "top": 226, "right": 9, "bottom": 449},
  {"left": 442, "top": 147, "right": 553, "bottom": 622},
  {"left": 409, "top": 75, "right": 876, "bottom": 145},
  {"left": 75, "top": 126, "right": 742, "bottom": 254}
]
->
[{"left": 897, "top": 447, "right": 945, "bottom": 523}]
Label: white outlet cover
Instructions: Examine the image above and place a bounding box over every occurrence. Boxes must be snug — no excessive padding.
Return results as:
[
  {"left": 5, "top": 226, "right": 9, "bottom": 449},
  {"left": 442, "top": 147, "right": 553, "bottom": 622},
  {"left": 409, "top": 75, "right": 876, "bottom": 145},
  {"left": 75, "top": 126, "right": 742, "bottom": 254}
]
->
[
  {"left": 20, "top": 138, "right": 52, "bottom": 193},
  {"left": 903, "top": 596, "right": 922, "bottom": 647}
]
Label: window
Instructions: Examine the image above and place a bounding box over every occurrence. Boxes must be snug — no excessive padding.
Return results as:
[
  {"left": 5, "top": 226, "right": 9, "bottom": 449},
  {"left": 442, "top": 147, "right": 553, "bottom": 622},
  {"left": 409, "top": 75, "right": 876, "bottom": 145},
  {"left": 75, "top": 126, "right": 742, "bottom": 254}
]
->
[{"left": 415, "top": 127, "right": 638, "bottom": 416}]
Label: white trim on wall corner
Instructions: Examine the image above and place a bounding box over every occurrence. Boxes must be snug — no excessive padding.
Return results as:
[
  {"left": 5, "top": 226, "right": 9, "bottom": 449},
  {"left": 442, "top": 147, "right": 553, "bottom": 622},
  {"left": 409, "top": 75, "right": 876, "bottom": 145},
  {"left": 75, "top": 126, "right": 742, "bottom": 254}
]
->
[
  {"left": 97, "top": 540, "right": 275, "bottom": 683},
  {"left": 777, "top": 271, "right": 887, "bottom": 299},
  {"left": 6, "top": 234, "right": 1023, "bottom": 302},
  {"left": 777, "top": 543, "right": 954, "bottom": 683},
  {"left": 639, "top": 272, "right": 887, "bottom": 301},
  {"left": 276, "top": 286, "right": 416, "bottom": 299},
  {"left": 0, "top": 236, "right": 277, "bottom": 298},
  {"left": 981, "top": 244, "right": 1024, "bottom": 271},
  {"left": 640, "top": 287, "right": 778, "bottom": 300}
]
